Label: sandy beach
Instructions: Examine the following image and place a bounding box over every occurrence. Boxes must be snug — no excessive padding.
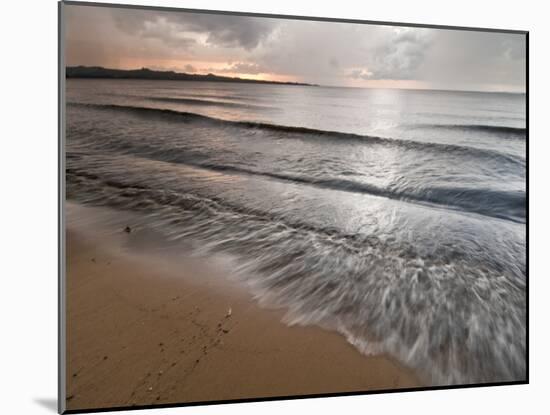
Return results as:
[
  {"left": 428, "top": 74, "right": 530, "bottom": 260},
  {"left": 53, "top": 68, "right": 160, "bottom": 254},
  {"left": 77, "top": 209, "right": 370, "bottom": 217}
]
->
[{"left": 65, "top": 207, "right": 421, "bottom": 411}]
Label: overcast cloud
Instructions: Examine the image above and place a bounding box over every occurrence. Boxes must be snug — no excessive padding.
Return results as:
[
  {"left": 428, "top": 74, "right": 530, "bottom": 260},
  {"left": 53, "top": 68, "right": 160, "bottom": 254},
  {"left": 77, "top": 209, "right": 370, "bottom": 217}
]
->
[{"left": 65, "top": 5, "right": 526, "bottom": 92}]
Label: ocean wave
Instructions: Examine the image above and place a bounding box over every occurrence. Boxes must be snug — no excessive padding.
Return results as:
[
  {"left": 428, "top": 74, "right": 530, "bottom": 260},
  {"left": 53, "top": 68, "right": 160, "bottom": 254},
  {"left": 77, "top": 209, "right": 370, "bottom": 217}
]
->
[
  {"left": 143, "top": 96, "right": 271, "bottom": 109},
  {"left": 75, "top": 149, "right": 524, "bottom": 223},
  {"left": 66, "top": 166, "right": 396, "bottom": 254},
  {"left": 198, "top": 165, "right": 525, "bottom": 223},
  {"left": 411, "top": 123, "right": 526, "bottom": 136},
  {"left": 67, "top": 102, "right": 526, "bottom": 168}
]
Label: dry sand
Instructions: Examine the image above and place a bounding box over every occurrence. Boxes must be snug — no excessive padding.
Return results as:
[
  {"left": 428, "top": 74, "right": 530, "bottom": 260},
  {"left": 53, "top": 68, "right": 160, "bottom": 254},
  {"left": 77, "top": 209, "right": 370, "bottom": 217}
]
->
[{"left": 65, "top": 224, "right": 421, "bottom": 411}]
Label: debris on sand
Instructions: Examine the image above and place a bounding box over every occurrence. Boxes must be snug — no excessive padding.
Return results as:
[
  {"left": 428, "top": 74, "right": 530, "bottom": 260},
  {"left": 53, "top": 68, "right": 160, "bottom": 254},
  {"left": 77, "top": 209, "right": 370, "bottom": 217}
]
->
[
  {"left": 124, "top": 226, "right": 132, "bottom": 233},
  {"left": 226, "top": 308, "right": 232, "bottom": 318}
]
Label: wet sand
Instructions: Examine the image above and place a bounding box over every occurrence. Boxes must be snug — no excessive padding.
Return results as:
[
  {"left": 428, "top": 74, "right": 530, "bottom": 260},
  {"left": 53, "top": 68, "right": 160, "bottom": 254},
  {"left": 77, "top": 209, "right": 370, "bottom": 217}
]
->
[{"left": 65, "top": 212, "right": 421, "bottom": 411}]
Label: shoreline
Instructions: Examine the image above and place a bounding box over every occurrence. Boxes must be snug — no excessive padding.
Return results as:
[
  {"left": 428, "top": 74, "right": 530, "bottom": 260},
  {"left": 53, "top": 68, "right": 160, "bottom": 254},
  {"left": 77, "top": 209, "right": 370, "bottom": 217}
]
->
[{"left": 65, "top": 204, "right": 421, "bottom": 411}]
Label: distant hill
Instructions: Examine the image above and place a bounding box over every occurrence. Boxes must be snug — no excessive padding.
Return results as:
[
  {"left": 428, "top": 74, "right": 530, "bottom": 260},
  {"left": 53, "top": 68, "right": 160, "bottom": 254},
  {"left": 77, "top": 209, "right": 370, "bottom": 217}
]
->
[{"left": 66, "top": 66, "right": 317, "bottom": 87}]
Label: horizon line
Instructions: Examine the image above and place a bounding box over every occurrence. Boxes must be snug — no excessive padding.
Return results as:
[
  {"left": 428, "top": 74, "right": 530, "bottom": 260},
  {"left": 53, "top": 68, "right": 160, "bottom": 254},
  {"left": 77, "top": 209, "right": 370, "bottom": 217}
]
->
[{"left": 67, "top": 65, "right": 526, "bottom": 95}]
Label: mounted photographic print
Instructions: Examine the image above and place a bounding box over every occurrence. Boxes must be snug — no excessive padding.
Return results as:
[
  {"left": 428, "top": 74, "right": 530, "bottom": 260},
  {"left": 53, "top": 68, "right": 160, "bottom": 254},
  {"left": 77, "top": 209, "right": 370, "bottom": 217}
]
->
[{"left": 59, "top": 1, "right": 528, "bottom": 413}]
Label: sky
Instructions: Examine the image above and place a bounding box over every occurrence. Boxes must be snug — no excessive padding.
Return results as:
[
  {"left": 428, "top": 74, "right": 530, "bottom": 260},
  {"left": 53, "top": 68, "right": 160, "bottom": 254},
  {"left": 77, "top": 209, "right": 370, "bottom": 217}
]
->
[{"left": 65, "top": 4, "right": 526, "bottom": 92}]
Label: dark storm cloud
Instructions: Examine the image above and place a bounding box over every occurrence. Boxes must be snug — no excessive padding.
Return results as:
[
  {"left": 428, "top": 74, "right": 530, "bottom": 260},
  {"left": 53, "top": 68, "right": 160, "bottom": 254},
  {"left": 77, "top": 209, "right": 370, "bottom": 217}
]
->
[
  {"left": 182, "top": 14, "right": 277, "bottom": 50},
  {"left": 344, "top": 29, "right": 433, "bottom": 81},
  {"left": 367, "top": 29, "right": 433, "bottom": 80},
  {"left": 112, "top": 9, "right": 277, "bottom": 50}
]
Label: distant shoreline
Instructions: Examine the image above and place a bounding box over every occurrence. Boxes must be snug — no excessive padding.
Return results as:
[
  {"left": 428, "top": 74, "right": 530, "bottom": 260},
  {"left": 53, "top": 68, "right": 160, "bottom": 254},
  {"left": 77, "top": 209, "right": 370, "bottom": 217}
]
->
[
  {"left": 66, "top": 66, "right": 318, "bottom": 87},
  {"left": 65, "top": 67, "right": 524, "bottom": 93}
]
